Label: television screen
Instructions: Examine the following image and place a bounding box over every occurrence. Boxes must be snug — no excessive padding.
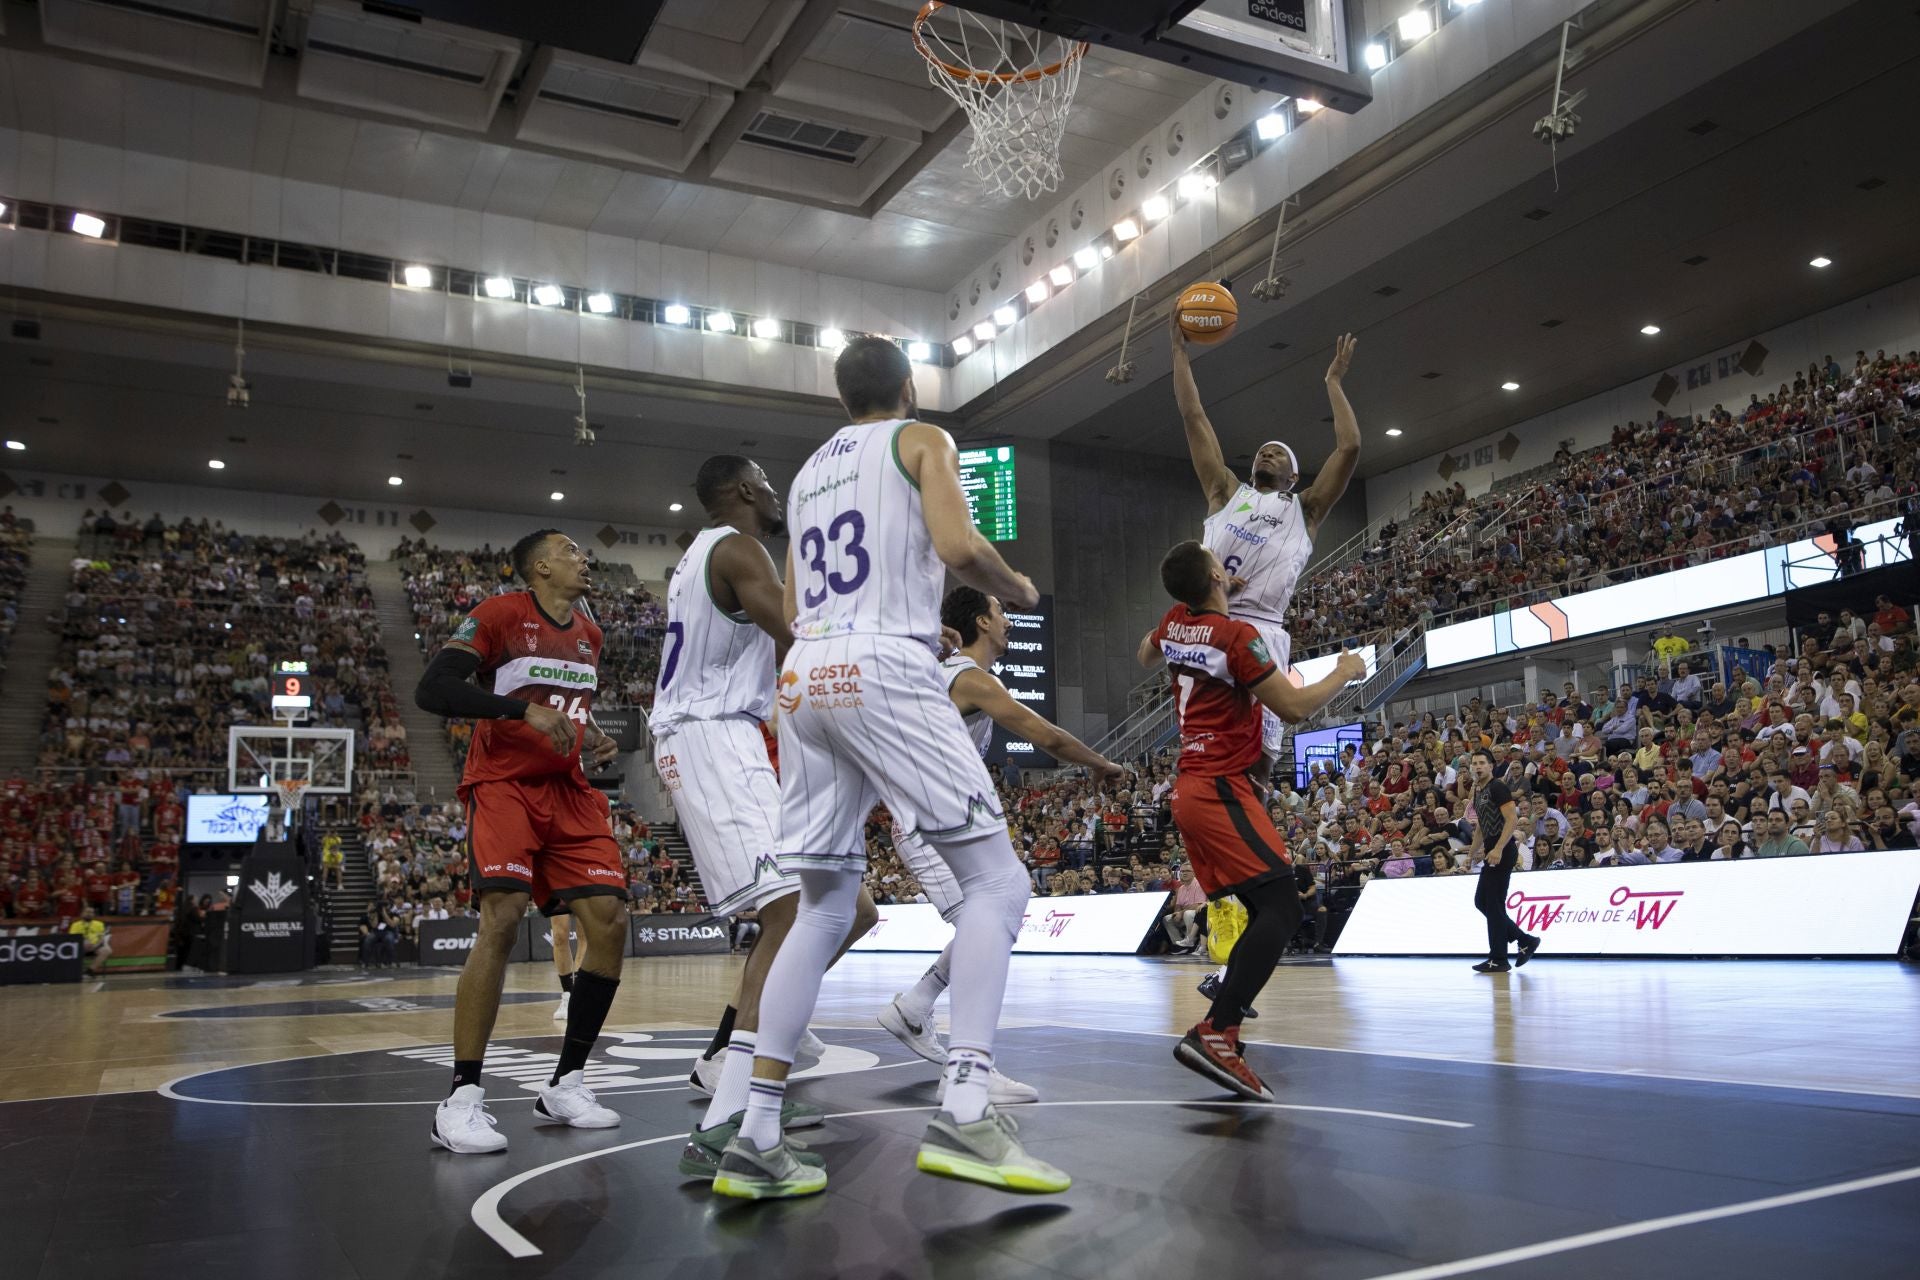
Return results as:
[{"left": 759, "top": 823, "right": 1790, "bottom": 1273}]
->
[
  {"left": 186, "top": 794, "right": 271, "bottom": 844},
  {"left": 1291, "top": 720, "right": 1364, "bottom": 789}
]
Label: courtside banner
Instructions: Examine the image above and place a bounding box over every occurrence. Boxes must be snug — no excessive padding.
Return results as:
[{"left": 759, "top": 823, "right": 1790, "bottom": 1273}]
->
[
  {"left": 417, "top": 917, "right": 479, "bottom": 966},
  {"left": 1334, "top": 850, "right": 1920, "bottom": 957},
  {"left": 851, "top": 891, "right": 1171, "bottom": 955}
]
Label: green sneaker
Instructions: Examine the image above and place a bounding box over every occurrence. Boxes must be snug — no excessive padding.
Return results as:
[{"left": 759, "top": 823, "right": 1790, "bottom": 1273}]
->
[
  {"left": 781, "top": 1099, "right": 825, "bottom": 1130},
  {"left": 679, "top": 1114, "right": 823, "bottom": 1180},
  {"left": 915, "top": 1108, "right": 1071, "bottom": 1193},
  {"left": 711, "top": 1134, "right": 828, "bottom": 1200}
]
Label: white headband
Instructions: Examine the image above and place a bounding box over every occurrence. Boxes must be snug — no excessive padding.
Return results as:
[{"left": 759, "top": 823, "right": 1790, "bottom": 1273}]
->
[{"left": 1257, "top": 440, "right": 1298, "bottom": 489}]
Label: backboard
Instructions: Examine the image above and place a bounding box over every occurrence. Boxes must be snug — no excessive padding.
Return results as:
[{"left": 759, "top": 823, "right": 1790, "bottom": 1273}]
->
[
  {"left": 944, "top": 1, "right": 1373, "bottom": 112},
  {"left": 228, "top": 726, "right": 356, "bottom": 796}
]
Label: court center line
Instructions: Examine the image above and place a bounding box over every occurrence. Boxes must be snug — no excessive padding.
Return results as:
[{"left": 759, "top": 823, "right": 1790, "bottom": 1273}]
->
[
  {"left": 1361, "top": 1163, "right": 1920, "bottom": 1279},
  {"left": 1041, "top": 1020, "right": 1920, "bottom": 1103},
  {"left": 472, "top": 1098, "right": 1474, "bottom": 1259}
]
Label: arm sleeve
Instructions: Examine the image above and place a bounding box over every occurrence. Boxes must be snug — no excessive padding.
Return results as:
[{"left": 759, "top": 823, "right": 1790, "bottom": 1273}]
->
[{"left": 414, "top": 645, "right": 528, "bottom": 720}]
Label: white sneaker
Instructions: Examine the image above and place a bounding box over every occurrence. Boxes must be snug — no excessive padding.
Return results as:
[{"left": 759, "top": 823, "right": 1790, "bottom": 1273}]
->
[
  {"left": 432, "top": 1085, "right": 508, "bottom": 1154},
  {"left": 937, "top": 1065, "right": 1040, "bottom": 1106},
  {"left": 534, "top": 1070, "right": 621, "bottom": 1129},
  {"left": 797, "top": 1029, "right": 828, "bottom": 1059},
  {"left": 689, "top": 1050, "right": 722, "bottom": 1096},
  {"left": 877, "top": 997, "right": 946, "bottom": 1065},
  {"left": 552, "top": 991, "right": 570, "bottom": 1022}
]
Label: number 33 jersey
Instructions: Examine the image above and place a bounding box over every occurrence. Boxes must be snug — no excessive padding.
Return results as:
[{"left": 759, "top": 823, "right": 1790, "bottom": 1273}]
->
[
  {"left": 448, "top": 590, "right": 603, "bottom": 787},
  {"left": 787, "top": 418, "right": 944, "bottom": 649}
]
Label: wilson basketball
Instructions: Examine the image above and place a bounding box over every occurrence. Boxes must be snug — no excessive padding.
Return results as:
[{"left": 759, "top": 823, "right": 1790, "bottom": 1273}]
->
[{"left": 1176, "top": 281, "right": 1238, "bottom": 343}]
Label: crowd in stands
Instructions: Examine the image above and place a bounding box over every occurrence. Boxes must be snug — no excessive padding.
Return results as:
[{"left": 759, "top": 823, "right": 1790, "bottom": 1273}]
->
[
  {"left": 395, "top": 538, "right": 666, "bottom": 770},
  {"left": 0, "top": 772, "right": 183, "bottom": 921},
  {"left": 1289, "top": 348, "right": 1920, "bottom": 658},
  {"left": 44, "top": 516, "right": 408, "bottom": 781}
]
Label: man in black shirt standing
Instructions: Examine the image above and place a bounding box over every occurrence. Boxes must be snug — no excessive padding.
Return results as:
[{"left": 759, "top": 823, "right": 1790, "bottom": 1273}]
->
[{"left": 1468, "top": 748, "right": 1541, "bottom": 973}]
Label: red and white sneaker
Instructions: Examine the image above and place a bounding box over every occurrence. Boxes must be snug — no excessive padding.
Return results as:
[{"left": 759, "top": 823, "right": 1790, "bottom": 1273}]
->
[{"left": 1174, "top": 1020, "right": 1274, "bottom": 1101}]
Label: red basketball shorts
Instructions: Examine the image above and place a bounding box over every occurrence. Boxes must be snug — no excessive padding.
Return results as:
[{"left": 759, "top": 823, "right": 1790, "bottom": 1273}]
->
[
  {"left": 1170, "top": 772, "right": 1293, "bottom": 901},
  {"left": 463, "top": 774, "right": 627, "bottom": 916}
]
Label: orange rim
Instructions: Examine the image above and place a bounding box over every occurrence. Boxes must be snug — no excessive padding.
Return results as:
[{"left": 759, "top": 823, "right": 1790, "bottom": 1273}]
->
[{"left": 912, "top": 1, "right": 1088, "bottom": 85}]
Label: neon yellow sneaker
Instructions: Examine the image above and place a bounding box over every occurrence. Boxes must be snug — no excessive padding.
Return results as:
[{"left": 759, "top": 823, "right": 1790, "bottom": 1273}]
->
[
  {"left": 915, "top": 1108, "right": 1071, "bottom": 1193},
  {"left": 711, "top": 1134, "right": 828, "bottom": 1200}
]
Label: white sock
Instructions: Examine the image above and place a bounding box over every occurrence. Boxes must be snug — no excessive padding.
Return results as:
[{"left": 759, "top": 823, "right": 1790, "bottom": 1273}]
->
[
  {"left": 1213, "top": 964, "right": 1228, "bottom": 982},
  {"left": 897, "top": 946, "right": 952, "bottom": 1024},
  {"left": 941, "top": 1047, "right": 993, "bottom": 1125},
  {"left": 700, "top": 1030, "right": 756, "bottom": 1131},
  {"left": 738, "top": 1075, "right": 786, "bottom": 1150}
]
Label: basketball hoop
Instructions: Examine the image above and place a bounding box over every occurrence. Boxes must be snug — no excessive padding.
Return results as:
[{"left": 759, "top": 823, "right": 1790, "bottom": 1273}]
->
[
  {"left": 274, "top": 777, "right": 309, "bottom": 812},
  {"left": 913, "top": 2, "right": 1087, "bottom": 201}
]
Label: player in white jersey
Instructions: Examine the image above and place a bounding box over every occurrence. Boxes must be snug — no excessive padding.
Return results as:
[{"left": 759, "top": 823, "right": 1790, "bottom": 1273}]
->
[
  {"left": 711, "top": 337, "right": 1069, "bottom": 1201},
  {"left": 1174, "top": 320, "right": 1363, "bottom": 763},
  {"left": 651, "top": 455, "right": 878, "bottom": 1179},
  {"left": 876, "top": 586, "right": 1125, "bottom": 1102}
]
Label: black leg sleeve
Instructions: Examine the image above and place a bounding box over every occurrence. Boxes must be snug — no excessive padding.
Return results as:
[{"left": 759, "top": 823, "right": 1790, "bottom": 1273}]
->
[{"left": 1209, "top": 880, "right": 1303, "bottom": 1031}]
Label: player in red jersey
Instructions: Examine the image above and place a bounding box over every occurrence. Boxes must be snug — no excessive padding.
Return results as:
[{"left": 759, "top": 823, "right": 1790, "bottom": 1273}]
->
[
  {"left": 414, "top": 529, "right": 628, "bottom": 1155},
  {"left": 1140, "top": 540, "right": 1363, "bottom": 1101}
]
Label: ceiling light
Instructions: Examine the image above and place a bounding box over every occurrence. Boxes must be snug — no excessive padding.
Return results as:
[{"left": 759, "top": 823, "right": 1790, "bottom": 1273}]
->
[
  {"left": 0, "top": 201, "right": 8, "bottom": 219},
  {"left": 972, "top": 321, "right": 996, "bottom": 343},
  {"left": 1640, "top": 324, "right": 1662, "bottom": 336},
  {"left": 387, "top": 475, "right": 403, "bottom": 486},
  {"left": 1176, "top": 173, "right": 1216, "bottom": 200},
  {"left": 1397, "top": 9, "right": 1434, "bottom": 41},
  {"left": 1048, "top": 264, "right": 1074, "bottom": 288},
  {"left": 1099, "top": 243, "right": 1115, "bottom": 259},
  {"left": 662, "top": 304, "right": 692, "bottom": 326},
  {"left": 752, "top": 317, "right": 781, "bottom": 338},
  {"left": 1255, "top": 112, "right": 1287, "bottom": 140},
  {"left": 71, "top": 212, "right": 106, "bottom": 238},
  {"left": 818, "top": 327, "right": 846, "bottom": 350},
  {"left": 550, "top": 491, "right": 564, "bottom": 501},
  {"left": 1142, "top": 195, "right": 1170, "bottom": 222},
  {"left": 1809, "top": 256, "right": 1832, "bottom": 269},
  {"left": 1363, "top": 42, "right": 1388, "bottom": 70},
  {"left": 907, "top": 341, "right": 932, "bottom": 362},
  {"left": 1385, "top": 428, "right": 1403, "bottom": 438},
  {"left": 531, "top": 283, "right": 564, "bottom": 307},
  {"left": 669, "top": 502, "right": 683, "bottom": 513},
  {"left": 1501, "top": 381, "right": 1520, "bottom": 391},
  {"left": 992, "top": 305, "right": 1017, "bottom": 328},
  {"left": 402, "top": 264, "right": 432, "bottom": 289},
  {"left": 952, "top": 334, "right": 975, "bottom": 357},
  {"left": 3, "top": 440, "right": 23, "bottom": 452},
  {"left": 706, "top": 311, "right": 736, "bottom": 332},
  {"left": 1297, "top": 98, "right": 1325, "bottom": 114},
  {"left": 208, "top": 459, "right": 226, "bottom": 470},
  {"left": 1112, "top": 218, "right": 1141, "bottom": 242},
  {"left": 1452, "top": 0, "right": 1483, "bottom": 7},
  {"left": 1073, "top": 246, "right": 1099, "bottom": 271},
  {"left": 1025, "top": 280, "right": 1050, "bottom": 304},
  {"left": 586, "top": 292, "right": 615, "bottom": 315},
  {"left": 483, "top": 276, "right": 515, "bottom": 299}
]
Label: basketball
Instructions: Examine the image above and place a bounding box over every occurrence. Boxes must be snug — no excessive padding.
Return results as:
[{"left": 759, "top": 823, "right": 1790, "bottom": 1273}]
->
[{"left": 1175, "top": 281, "right": 1238, "bottom": 343}]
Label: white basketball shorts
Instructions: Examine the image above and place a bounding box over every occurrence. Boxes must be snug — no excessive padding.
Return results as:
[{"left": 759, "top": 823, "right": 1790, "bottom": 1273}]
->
[
  {"left": 1234, "top": 616, "right": 1293, "bottom": 758},
  {"left": 776, "top": 635, "right": 1005, "bottom": 872},
  {"left": 891, "top": 825, "right": 965, "bottom": 920},
  {"left": 652, "top": 716, "right": 799, "bottom": 916}
]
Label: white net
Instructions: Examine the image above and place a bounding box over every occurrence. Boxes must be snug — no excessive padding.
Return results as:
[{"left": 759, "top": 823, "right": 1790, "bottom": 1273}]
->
[
  {"left": 273, "top": 777, "right": 310, "bottom": 812},
  {"left": 913, "top": 2, "right": 1087, "bottom": 201}
]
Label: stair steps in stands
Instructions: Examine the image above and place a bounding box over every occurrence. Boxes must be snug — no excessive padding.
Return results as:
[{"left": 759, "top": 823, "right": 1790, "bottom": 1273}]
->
[
  {"left": 321, "top": 831, "right": 378, "bottom": 964},
  {"left": 364, "top": 558, "right": 461, "bottom": 799},
  {"left": 0, "top": 537, "right": 79, "bottom": 772}
]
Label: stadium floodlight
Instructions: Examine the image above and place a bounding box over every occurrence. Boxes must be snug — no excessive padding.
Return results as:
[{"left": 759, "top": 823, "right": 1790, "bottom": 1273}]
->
[
  {"left": 1177, "top": 173, "right": 1217, "bottom": 200},
  {"left": 1048, "top": 264, "right": 1074, "bottom": 288},
  {"left": 706, "top": 311, "right": 736, "bottom": 333},
  {"left": 531, "top": 283, "right": 564, "bottom": 307},
  {"left": 1025, "top": 280, "right": 1049, "bottom": 304},
  {"left": 1073, "top": 246, "right": 1099, "bottom": 271},
  {"left": 71, "top": 212, "right": 106, "bottom": 238},
  {"left": 952, "top": 334, "right": 975, "bottom": 357},
  {"left": 1112, "top": 217, "right": 1141, "bottom": 242},
  {"left": 907, "top": 341, "right": 932, "bottom": 362},
  {"left": 483, "top": 276, "right": 515, "bottom": 299},
  {"left": 1501, "top": 381, "right": 1521, "bottom": 391},
  {"left": 972, "top": 321, "right": 996, "bottom": 343},
  {"left": 752, "top": 317, "right": 781, "bottom": 338},
  {"left": 549, "top": 491, "right": 564, "bottom": 501},
  {"left": 1142, "top": 195, "right": 1170, "bottom": 222},
  {"left": 1256, "top": 112, "right": 1287, "bottom": 140},
  {"left": 1384, "top": 428, "right": 1403, "bottom": 437},
  {"left": 1099, "top": 243, "right": 1115, "bottom": 259},
  {"left": 662, "top": 304, "right": 692, "bottom": 326},
  {"left": 4, "top": 440, "right": 24, "bottom": 451},
  {"left": 402, "top": 265, "right": 432, "bottom": 288},
  {"left": 1640, "top": 324, "right": 1661, "bottom": 336},
  {"left": 1297, "top": 98, "right": 1325, "bottom": 114},
  {"left": 586, "top": 292, "right": 616, "bottom": 314},
  {"left": 1363, "top": 42, "right": 1388, "bottom": 70},
  {"left": 1809, "top": 256, "right": 1832, "bottom": 269},
  {"left": 818, "top": 327, "right": 846, "bottom": 350},
  {"left": 669, "top": 502, "right": 683, "bottom": 512},
  {"left": 387, "top": 475, "right": 403, "bottom": 486},
  {"left": 992, "top": 305, "right": 1017, "bottom": 328},
  {"left": 1398, "top": 9, "right": 1434, "bottom": 42},
  {"left": 208, "top": 458, "right": 227, "bottom": 469}
]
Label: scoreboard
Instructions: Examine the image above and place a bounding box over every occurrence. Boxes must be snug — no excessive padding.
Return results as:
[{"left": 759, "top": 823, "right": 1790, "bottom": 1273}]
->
[
  {"left": 271, "top": 660, "right": 312, "bottom": 718},
  {"left": 957, "top": 445, "right": 1017, "bottom": 542},
  {"left": 986, "top": 593, "right": 1057, "bottom": 768}
]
